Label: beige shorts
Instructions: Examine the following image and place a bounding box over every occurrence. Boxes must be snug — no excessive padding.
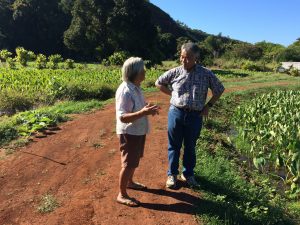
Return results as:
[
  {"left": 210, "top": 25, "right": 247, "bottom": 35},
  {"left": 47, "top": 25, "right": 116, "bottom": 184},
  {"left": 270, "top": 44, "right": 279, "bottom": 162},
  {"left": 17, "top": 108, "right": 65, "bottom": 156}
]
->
[{"left": 119, "top": 134, "right": 146, "bottom": 168}]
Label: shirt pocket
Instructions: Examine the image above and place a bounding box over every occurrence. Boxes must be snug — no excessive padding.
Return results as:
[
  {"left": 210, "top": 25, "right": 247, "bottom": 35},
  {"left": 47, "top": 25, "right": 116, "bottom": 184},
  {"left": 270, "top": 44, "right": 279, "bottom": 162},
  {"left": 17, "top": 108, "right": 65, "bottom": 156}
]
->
[{"left": 172, "top": 77, "right": 188, "bottom": 96}]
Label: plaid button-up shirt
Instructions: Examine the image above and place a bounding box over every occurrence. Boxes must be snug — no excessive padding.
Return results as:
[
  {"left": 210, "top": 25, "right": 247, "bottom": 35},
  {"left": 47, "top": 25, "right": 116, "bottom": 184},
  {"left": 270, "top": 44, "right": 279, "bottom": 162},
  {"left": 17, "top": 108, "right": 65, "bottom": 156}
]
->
[{"left": 156, "top": 65, "right": 225, "bottom": 111}]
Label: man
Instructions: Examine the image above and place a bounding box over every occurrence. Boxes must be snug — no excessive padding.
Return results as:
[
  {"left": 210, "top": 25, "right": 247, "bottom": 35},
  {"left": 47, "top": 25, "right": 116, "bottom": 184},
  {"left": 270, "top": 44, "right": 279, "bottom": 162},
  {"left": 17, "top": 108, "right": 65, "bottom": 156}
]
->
[{"left": 155, "top": 42, "right": 225, "bottom": 188}]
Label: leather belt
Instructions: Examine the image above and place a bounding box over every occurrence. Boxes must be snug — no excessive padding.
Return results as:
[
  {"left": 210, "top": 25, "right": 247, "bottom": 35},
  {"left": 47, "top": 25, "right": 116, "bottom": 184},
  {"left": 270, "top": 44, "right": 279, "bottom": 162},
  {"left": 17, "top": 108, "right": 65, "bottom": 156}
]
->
[{"left": 174, "top": 106, "right": 201, "bottom": 113}]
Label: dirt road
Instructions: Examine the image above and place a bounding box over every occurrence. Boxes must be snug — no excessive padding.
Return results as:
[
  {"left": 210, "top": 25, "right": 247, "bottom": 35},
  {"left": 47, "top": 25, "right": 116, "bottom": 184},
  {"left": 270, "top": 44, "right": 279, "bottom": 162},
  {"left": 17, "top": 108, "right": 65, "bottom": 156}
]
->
[{"left": 0, "top": 81, "right": 295, "bottom": 225}]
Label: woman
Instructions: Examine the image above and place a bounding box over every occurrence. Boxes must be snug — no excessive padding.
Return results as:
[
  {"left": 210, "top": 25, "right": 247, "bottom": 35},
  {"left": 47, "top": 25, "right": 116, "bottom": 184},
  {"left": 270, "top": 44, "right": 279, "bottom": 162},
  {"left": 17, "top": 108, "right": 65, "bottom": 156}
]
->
[{"left": 115, "top": 57, "right": 159, "bottom": 207}]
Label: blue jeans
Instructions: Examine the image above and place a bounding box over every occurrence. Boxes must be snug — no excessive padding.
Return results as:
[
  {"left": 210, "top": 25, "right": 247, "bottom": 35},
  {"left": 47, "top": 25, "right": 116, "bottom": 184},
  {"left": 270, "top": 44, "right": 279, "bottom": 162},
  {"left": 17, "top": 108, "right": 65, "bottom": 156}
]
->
[{"left": 167, "top": 105, "right": 203, "bottom": 177}]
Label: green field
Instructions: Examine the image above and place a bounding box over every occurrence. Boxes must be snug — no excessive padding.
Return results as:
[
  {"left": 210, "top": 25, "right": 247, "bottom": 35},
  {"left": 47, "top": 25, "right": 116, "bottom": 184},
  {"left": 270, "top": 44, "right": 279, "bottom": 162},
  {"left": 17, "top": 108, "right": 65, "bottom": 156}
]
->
[{"left": 0, "top": 65, "right": 300, "bottom": 224}]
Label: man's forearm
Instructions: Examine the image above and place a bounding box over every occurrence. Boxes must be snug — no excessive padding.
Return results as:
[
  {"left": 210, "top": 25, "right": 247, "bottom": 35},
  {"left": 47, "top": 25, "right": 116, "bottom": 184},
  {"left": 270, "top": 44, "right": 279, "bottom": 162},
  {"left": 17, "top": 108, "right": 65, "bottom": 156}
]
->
[
  {"left": 207, "top": 92, "right": 224, "bottom": 106},
  {"left": 155, "top": 83, "right": 171, "bottom": 96}
]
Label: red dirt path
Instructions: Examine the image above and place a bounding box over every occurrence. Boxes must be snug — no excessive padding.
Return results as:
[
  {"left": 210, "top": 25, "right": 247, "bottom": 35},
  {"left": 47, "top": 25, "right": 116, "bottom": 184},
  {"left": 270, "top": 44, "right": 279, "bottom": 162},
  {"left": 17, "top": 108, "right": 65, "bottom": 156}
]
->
[{"left": 0, "top": 81, "right": 295, "bottom": 225}]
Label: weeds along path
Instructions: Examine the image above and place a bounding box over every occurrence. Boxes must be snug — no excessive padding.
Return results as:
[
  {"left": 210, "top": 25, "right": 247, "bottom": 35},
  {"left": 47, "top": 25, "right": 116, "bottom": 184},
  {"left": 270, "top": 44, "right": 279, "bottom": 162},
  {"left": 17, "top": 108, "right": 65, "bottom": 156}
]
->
[{"left": 0, "top": 81, "right": 297, "bottom": 225}]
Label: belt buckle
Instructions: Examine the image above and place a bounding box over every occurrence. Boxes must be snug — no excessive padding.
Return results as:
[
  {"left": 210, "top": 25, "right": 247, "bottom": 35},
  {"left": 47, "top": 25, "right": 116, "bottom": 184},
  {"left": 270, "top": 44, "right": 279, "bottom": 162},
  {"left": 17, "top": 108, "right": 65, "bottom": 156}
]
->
[{"left": 183, "top": 107, "right": 192, "bottom": 112}]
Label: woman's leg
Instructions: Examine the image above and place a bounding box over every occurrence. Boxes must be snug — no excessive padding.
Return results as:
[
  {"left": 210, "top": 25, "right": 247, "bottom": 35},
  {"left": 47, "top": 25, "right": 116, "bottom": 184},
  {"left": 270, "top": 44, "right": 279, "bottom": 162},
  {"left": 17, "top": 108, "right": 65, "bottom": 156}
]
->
[
  {"left": 117, "top": 167, "right": 140, "bottom": 207},
  {"left": 119, "top": 167, "right": 135, "bottom": 197}
]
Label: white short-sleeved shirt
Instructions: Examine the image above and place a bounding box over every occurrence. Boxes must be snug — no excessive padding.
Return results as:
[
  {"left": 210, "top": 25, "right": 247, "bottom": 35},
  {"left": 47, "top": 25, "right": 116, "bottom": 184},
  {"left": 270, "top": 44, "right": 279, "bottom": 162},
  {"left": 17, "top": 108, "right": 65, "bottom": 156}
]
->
[{"left": 115, "top": 81, "right": 149, "bottom": 135}]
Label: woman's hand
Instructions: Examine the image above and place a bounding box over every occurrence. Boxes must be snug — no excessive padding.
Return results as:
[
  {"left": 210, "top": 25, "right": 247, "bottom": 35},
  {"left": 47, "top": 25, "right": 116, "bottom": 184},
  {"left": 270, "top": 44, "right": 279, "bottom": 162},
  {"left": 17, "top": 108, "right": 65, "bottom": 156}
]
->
[
  {"left": 120, "top": 103, "right": 160, "bottom": 123},
  {"left": 142, "top": 103, "right": 160, "bottom": 116}
]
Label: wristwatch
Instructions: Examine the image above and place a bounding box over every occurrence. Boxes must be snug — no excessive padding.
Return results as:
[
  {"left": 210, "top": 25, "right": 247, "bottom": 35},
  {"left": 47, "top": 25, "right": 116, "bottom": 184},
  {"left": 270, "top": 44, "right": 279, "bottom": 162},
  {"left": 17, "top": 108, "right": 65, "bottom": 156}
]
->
[{"left": 207, "top": 102, "right": 213, "bottom": 108}]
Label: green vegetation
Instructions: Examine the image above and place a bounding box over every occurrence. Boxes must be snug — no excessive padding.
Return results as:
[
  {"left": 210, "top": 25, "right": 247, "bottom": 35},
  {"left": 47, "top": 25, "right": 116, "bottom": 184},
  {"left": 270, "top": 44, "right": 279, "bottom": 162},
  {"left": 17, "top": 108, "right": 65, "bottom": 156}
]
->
[
  {"left": 194, "top": 87, "right": 300, "bottom": 224},
  {"left": 1, "top": 66, "right": 299, "bottom": 148},
  {"left": 37, "top": 194, "right": 59, "bottom": 213},
  {"left": 1, "top": 1, "right": 300, "bottom": 66},
  {"left": 0, "top": 66, "right": 162, "bottom": 114},
  {"left": 234, "top": 90, "right": 300, "bottom": 197},
  {"left": 0, "top": 100, "right": 107, "bottom": 147},
  {"left": 0, "top": 63, "right": 299, "bottom": 224}
]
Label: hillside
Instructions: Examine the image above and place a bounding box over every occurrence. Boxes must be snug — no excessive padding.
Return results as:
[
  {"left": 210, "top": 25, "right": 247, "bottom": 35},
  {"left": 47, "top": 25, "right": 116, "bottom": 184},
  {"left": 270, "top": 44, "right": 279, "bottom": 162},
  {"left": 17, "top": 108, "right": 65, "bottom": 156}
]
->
[
  {"left": 0, "top": 0, "right": 242, "bottom": 61},
  {"left": 147, "top": 2, "right": 208, "bottom": 41}
]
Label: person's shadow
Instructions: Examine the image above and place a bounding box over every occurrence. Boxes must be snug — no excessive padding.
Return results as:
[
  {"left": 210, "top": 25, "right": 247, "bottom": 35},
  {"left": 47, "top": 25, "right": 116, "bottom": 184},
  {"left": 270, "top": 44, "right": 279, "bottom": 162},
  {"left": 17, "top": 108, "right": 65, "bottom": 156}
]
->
[
  {"left": 136, "top": 178, "right": 266, "bottom": 225},
  {"left": 138, "top": 180, "right": 221, "bottom": 215},
  {"left": 140, "top": 188, "right": 199, "bottom": 214}
]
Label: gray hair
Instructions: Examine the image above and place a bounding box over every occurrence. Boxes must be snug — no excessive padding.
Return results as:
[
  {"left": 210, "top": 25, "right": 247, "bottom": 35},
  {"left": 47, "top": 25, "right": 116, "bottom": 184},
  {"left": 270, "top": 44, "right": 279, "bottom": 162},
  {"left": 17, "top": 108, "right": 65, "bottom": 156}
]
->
[
  {"left": 122, "top": 57, "right": 145, "bottom": 82},
  {"left": 181, "top": 42, "right": 200, "bottom": 59}
]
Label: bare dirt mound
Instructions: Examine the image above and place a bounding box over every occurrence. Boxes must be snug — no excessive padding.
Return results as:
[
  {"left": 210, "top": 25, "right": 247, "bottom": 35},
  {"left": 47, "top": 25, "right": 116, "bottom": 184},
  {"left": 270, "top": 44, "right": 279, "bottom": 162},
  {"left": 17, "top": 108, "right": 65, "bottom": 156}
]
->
[{"left": 0, "top": 82, "right": 295, "bottom": 225}]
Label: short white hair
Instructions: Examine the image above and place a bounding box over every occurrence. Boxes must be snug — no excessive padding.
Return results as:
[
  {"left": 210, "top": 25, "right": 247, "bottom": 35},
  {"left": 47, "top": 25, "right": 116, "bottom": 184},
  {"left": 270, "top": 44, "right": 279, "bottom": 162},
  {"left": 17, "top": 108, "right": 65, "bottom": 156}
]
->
[
  {"left": 181, "top": 42, "right": 200, "bottom": 59},
  {"left": 122, "top": 57, "right": 145, "bottom": 82}
]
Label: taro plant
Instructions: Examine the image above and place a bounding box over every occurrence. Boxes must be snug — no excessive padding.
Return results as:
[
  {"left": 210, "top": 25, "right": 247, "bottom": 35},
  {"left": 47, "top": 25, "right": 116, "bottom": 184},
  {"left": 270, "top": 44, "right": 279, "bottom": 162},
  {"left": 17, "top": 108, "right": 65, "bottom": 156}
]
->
[
  {"left": 15, "top": 47, "right": 30, "bottom": 67},
  {"left": 0, "top": 49, "right": 13, "bottom": 62},
  {"left": 234, "top": 90, "right": 300, "bottom": 197},
  {"left": 35, "top": 54, "right": 47, "bottom": 69},
  {"left": 64, "top": 59, "right": 75, "bottom": 69},
  {"left": 47, "top": 54, "right": 63, "bottom": 69},
  {"left": 15, "top": 111, "right": 58, "bottom": 136}
]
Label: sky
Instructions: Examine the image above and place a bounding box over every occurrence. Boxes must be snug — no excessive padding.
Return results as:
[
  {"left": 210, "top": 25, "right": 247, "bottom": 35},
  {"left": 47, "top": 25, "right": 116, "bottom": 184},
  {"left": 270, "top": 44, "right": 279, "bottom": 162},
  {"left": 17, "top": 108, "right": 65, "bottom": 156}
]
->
[{"left": 150, "top": 0, "right": 300, "bottom": 46}]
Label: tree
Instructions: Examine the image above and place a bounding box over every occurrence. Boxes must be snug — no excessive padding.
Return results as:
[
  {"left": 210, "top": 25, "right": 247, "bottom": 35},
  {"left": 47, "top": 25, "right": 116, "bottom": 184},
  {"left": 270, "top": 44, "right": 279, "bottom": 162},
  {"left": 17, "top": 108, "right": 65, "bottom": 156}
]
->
[
  {"left": 10, "top": 0, "right": 70, "bottom": 55},
  {"left": 0, "top": 0, "right": 13, "bottom": 49},
  {"left": 204, "top": 35, "right": 223, "bottom": 58},
  {"left": 107, "top": 0, "right": 160, "bottom": 62},
  {"left": 156, "top": 27, "right": 177, "bottom": 60},
  {"left": 64, "top": 0, "right": 114, "bottom": 60},
  {"left": 255, "top": 41, "right": 285, "bottom": 62},
  {"left": 230, "top": 43, "right": 263, "bottom": 61},
  {"left": 278, "top": 39, "right": 300, "bottom": 62},
  {"left": 279, "top": 47, "right": 300, "bottom": 62}
]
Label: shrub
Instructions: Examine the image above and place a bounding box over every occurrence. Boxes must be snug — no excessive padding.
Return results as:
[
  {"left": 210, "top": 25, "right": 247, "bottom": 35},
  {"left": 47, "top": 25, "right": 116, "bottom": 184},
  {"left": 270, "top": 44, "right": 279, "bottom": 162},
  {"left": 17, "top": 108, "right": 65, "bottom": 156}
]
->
[
  {"left": 64, "top": 59, "right": 75, "bottom": 69},
  {"left": 289, "top": 67, "right": 300, "bottom": 77},
  {"left": 0, "top": 49, "right": 13, "bottom": 62},
  {"left": 48, "top": 54, "right": 63, "bottom": 64},
  {"left": 48, "top": 54, "right": 63, "bottom": 69},
  {"left": 46, "top": 61, "right": 57, "bottom": 69},
  {"left": 101, "top": 59, "right": 110, "bottom": 66},
  {"left": 64, "top": 82, "right": 115, "bottom": 101},
  {"left": 0, "top": 90, "right": 34, "bottom": 114},
  {"left": 0, "top": 119, "right": 18, "bottom": 146},
  {"left": 144, "top": 60, "right": 155, "bottom": 69},
  {"left": 27, "top": 51, "right": 36, "bottom": 61},
  {"left": 6, "top": 57, "right": 16, "bottom": 69},
  {"left": 15, "top": 47, "right": 30, "bottom": 67},
  {"left": 35, "top": 54, "right": 47, "bottom": 69},
  {"left": 242, "top": 61, "right": 266, "bottom": 72},
  {"left": 108, "top": 51, "right": 129, "bottom": 65}
]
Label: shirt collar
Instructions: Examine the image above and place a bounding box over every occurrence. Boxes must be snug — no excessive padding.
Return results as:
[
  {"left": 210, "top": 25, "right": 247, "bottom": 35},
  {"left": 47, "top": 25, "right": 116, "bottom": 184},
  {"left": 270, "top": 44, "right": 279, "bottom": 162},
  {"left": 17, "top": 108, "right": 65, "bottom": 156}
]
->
[
  {"left": 182, "top": 64, "right": 199, "bottom": 73},
  {"left": 126, "top": 81, "right": 140, "bottom": 91}
]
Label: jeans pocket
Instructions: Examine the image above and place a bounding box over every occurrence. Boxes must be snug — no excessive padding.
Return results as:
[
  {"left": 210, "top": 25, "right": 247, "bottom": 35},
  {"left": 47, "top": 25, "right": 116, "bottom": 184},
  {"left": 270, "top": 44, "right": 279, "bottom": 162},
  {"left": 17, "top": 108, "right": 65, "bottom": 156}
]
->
[{"left": 169, "top": 104, "right": 176, "bottom": 111}]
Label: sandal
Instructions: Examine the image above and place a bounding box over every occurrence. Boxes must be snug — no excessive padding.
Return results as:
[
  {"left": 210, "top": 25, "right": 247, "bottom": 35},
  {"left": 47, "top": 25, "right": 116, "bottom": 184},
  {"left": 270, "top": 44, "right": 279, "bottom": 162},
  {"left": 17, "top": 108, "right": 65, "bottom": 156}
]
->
[
  {"left": 116, "top": 196, "right": 140, "bottom": 207},
  {"left": 127, "top": 182, "right": 147, "bottom": 190}
]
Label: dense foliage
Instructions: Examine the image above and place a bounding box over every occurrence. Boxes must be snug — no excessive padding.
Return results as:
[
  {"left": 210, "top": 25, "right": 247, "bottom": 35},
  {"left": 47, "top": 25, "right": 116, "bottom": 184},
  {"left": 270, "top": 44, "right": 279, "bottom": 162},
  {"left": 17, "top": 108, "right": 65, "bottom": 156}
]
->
[
  {"left": 234, "top": 90, "right": 300, "bottom": 198},
  {"left": 0, "top": 67, "right": 162, "bottom": 113},
  {"left": 1, "top": 0, "right": 299, "bottom": 64}
]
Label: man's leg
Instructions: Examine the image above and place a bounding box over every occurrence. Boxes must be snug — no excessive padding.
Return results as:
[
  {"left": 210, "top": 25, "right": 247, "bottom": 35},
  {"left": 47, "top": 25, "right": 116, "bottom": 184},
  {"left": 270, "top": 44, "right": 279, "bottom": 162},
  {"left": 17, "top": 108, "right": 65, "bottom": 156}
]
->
[
  {"left": 167, "top": 106, "right": 184, "bottom": 176},
  {"left": 182, "top": 113, "right": 202, "bottom": 177}
]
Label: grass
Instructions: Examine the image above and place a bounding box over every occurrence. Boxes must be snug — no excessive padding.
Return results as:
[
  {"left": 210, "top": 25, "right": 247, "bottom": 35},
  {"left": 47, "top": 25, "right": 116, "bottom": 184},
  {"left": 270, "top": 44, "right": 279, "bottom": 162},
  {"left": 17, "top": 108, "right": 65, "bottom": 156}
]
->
[
  {"left": 219, "top": 70, "right": 300, "bottom": 88},
  {"left": 193, "top": 86, "right": 300, "bottom": 225},
  {"left": 0, "top": 99, "right": 110, "bottom": 148},
  {"left": 37, "top": 194, "right": 59, "bottom": 213}
]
